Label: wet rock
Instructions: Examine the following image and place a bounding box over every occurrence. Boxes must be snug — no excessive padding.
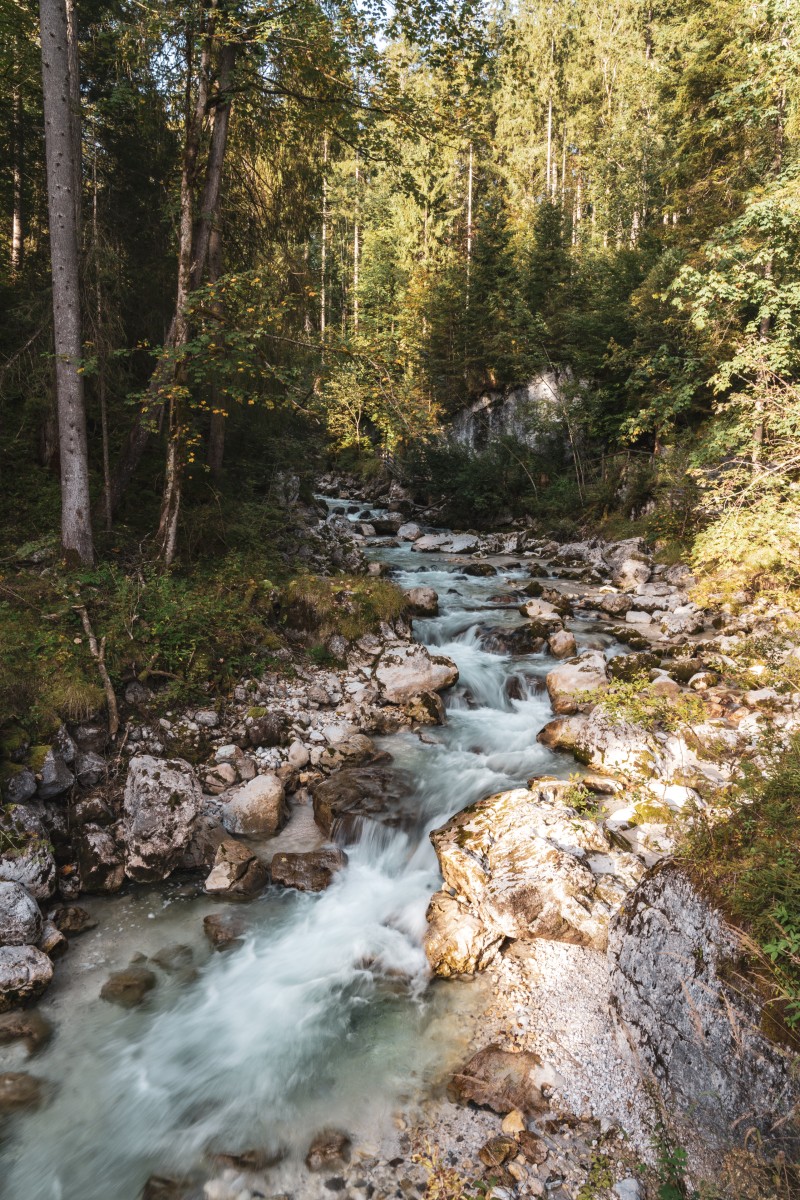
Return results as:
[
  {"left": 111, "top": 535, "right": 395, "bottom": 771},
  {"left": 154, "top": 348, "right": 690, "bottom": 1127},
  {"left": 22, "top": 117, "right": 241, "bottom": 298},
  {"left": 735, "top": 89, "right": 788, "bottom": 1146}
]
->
[
  {"left": 203, "top": 912, "right": 245, "bottom": 952},
  {"left": 0, "top": 1071, "right": 46, "bottom": 1113},
  {"left": 178, "top": 814, "right": 228, "bottom": 872},
  {"left": 397, "top": 522, "right": 422, "bottom": 541},
  {"left": 74, "top": 751, "right": 106, "bottom": 788},
  {"left": 247, "top": 711, "right": 287, "bottom": 748},
  {"left": 463, "top": 561, "right": 497, "bottom": 577},
  {"left": 424, "top": 891, "right": 505, "bottom": 977},
  {"left": 481, "top": 626, "right": 547, "bottom": 656},
  {"left": 405, "top": 586, "right": 439, "bottom": 616},
  {"left": 305, "top": 1129, "right": 352, "bottom": 1171},
  {"left": 0, "top": 945, "right": 54, "bottom": 1012},
  {"left": 38, "top": 919, "right": 68, "bottom": 959},
  {"left": 536, "top": 715, "right": 587, "bottom": 754},
  {"left": 597, "top": 593, "right": 633, "bottom": 617},
  {"left": 371, "top": 514, "right": 404, "bottom": 535},
  {"left": 141, "top": 1176, "right": 194, "bottom": 1200},
  {"left": 374, "top": 643, "right": 458, "bottom": 703},
  {"left": 124, "top": 755, "right": 203, "bottom": 882},
  {"left": 270, "top": 847, "right": 348, "bottom": 892},
  {"left": 100, "top": 964, "right": 157, "bottom": 1008},
  {"left": 609, "top": 863, "right": 800, "bottom": 1171},
  {"left": 51, "top": 905, "right": 97, "bottom": 935},
  {"left": 0, "top": 881, "right": 42, "bottom": 946},
  {"left": 426, "top": 780, "right": 632, "bottom": 960},
  {"left": 519, "top": 598, "right": 563, "bottom": 627},
  {"left": 219, "top": 773, "right": 286, "bottom": 838},
  {"left": 150, "top": 944, "right": 194, "bottom": 973},
  {"left": 0, "top": 1009, "right": 53, "bottom": 1052},
  {"left": 36, "top": 749, "right": 74, "bottom": 800},
  {"left": 312, "top": 767, "right": 408, "bottom": 837},
  {"left": 450, "top": 1045, "right": 546, "bottom": 1113},
  {"left": 548, "top": 629, "right": 576, "bottom": 659},
  {"left": 204, "top": 839, "right": 268, "bottom": 896},
  {"left": 76, "top": 824, "right": 125, "bottom": 893},
  {"left": 545, "top": 651, "right": 608, "bottom": 715},
  {"left": 400, "top": 691, "right": 446, "bottom": 725}
]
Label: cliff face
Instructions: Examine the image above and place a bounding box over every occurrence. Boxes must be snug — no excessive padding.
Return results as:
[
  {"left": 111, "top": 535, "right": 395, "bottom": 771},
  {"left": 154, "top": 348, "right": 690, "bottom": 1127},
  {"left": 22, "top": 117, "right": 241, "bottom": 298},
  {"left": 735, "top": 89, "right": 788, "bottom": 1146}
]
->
[
  {"left": 609, "top": 863, "right": 800, "bottom": 1173},
  {"left": 450, "top": 372, "right": 568, "bottom": 451}
]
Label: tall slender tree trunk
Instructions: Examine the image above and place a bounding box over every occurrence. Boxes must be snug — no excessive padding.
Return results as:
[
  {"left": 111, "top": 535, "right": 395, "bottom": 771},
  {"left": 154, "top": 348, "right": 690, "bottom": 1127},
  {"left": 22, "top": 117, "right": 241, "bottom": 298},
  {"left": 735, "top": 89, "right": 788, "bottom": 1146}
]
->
[
  {"left": 206, "top": 227, "right": 225, "bottom": 479},
  {"left": 93, "top": 144, "right": 112, "bottom": 530},
  {"left": 352, "top": 157, "right": 360, "bottom": 332},
  {"left": 466, "top": 141, "right": 473, "bottom": 305},
  {"left": 156, "top": 19, "right": 211, "bottom": 565},
  {"left": 39, "top": 0, "right": 94, "bottom": 563},
  {"left": 321, "top": 134, "right": 328, "bottom": 336},
  {"left": 11, "top": 84, "right": 24, "bottom": 276},
  {"left": 546, "top": 97, "right": 552, "bottom": 196}
]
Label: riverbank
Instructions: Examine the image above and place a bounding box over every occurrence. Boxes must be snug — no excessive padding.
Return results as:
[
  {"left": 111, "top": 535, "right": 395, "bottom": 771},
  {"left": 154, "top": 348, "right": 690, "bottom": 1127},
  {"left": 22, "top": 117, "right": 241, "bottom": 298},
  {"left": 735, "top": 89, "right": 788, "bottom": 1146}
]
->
[{"left": 1, "top": 478, "right": 798, "bottom": 1199}]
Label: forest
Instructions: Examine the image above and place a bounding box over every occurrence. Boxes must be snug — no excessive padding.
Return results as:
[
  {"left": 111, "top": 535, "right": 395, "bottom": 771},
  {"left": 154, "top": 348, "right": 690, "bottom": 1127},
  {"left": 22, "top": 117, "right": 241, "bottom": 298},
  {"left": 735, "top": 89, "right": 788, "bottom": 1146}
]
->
[{"left": 2, "top": 2, "right": 800, "bottom": 1197}]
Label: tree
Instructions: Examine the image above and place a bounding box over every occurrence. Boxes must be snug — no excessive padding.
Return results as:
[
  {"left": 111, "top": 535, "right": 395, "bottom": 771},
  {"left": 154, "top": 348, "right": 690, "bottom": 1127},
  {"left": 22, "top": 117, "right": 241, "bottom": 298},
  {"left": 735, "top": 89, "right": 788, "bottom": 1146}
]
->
[{"left": 39, "top": 0, "right": 94, "bottom": 563}]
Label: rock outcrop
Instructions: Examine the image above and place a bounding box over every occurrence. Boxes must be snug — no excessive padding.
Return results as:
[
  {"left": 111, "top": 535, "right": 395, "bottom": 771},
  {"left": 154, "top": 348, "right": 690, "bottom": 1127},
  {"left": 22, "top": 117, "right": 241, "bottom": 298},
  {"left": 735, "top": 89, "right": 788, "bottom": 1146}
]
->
[
  {"left": 0, "top": 882, "right": 42, "bottom": 947},
  {"left": 373, "top": 643, "right": 458, "bottom": 704},
  {"left": 123, "top": 756, "right": 203, "bottom": 882}
]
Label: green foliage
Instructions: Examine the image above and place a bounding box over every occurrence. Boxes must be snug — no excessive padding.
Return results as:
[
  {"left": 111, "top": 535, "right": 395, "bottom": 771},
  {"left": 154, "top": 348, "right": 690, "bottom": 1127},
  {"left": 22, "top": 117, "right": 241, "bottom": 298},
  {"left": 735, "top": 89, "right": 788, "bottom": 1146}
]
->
[
  {"left": 680, "top": 734, "right": 800, "bottom": 1036},
  {"left": 588, "top": 673, "right": 705, "bottom": 734},
  {"left": 285, "top": 574, "right": 407, "bottom": 644}
]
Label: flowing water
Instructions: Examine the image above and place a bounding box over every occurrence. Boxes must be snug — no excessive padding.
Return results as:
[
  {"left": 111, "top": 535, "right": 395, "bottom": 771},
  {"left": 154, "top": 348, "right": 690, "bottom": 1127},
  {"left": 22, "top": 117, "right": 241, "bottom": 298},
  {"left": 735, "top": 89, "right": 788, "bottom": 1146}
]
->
[{"left": 0, "top": 505, "right": 607, "bottom": 1200}]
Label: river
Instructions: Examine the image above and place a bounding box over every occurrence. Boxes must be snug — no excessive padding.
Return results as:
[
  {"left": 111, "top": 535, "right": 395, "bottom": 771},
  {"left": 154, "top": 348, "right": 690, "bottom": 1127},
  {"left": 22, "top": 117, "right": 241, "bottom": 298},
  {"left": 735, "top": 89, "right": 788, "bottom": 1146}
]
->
[{"left": 0, "top": 502, "right": 615, "bottom": 1199}]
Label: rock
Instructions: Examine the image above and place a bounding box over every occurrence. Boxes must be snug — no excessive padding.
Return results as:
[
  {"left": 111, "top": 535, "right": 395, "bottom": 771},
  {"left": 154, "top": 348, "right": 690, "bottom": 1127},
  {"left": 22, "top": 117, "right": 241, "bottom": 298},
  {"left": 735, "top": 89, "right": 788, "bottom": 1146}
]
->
[
  {"left": 0, "top": 1071, "right": 46, "bottom": 1113},
  {"left": 305, "top": 1129, "right": 352, "bottom": 1171},
  {"left": 517, "top": 1132, "right": 548, "bottom": 1164},
  {"left": 51, "top": 905, "right": 97, "bottom": 935},
  {"left": 0, "top": 1010, "right": 53, "bottom": 1052},
  {"left": 536, "top": 715, "right": 587, "bottom": 753},
  {"left": 450, "top": 1045, "right": 546, "bottom": 1113},
  {"left": 123, "top": 756, "right": 203, "bottom": 882},
  {"left": 371, "top": 513, "right": 404, "bottom": 535},
  {"left": 124, "top": 680, "right": 150, "bottom": 706},
  {"left": 481, "top": 626, "right": 547, "bottom": 656},
  {"left": 100, "top": 964, "right": 157, "bottom": 1008},
  {"left": 247, "top": 711, "right": 286, "bottom": 748},
  {"left": 478, "top": 1136, "right": 517, "bottom": 1167},
  {"left": 76, "top": 824, "right": 125, "bottom": 893},
  {"left": 0, "top": 881, "right": 42, "bottom": 946},
  {"left": 613, "top": 1180, "right": 642, "bottom": 1200},
  {"left": 597, "top": 593, "right": 633, "bottom": 617},
  {"left": 141, "top": 1176, "right": 194, "bottom": 1200},
  {"left": 72, "top": 795, "right": 114, "bottom": 826},
  {"left": 270, "top": 848, "right": 348, "bottom": 892},
  {"left": 204, "top": 762, "right": 237, "bottom": 794},
  {"left": 3, "top": 766, "right": 36, "bottom": 804},
  {"left": 194, "top": 709, "right": 219, "bottom": 728},
  {"left": 311, "top": 767, "right": 408, "bottom": 838},
  {"left": 609, "top": 863, "right": 800, "bottom": 1171},
  {"left": 178, "top": 814, "right": 228, "bottom": 871},
  {"left": 423, "top": 891, "right": 504, "bottom": 976},
  {"left": 203, "top": 913, "right": 245, "bottom": 952},
  {"left": 71, "top": 721, "right": 109, "bottom": 754},
  {"left": 374, "top": 643, "right": 458, "bottom": 703},
  {"left": 150, "top": 944, "right": 194, "bottom": 973},
  {"left": 608, "top": 651, "right": 660, "bottom": 681},
  {"left": 572, "top": 706, "right": 658, "bottom": 781},
  {"left": 500, "top": 1109, "right": 526, "bottom": 1135},
  {"left": 426, "top": 781, "right": 627, "bottom": 961},
  {"left": 606, "top": 540, "right": 652, "bottom": 590},
  {"left": 287, "top": 740, "right": 311, "bottom": 769},
  {"left": 397, "top": 522, "right": 422, "bottom": 541},
  {"left": 462, "top": 561, "right": 496, "bottom": 576},
  {"left": 0, "top": 945, "right": 54, "bottom": 1012},
  {"left": 648, "top": 676, "right": 681, "bottom": 698},
  {"left": 660, "top": 605, "right": 705, "bottom": 637},
  {"left": 664, "top": 563, "right": 695, "bottom": 588},
  {"left": 38, "top": 919, "right": 68, "bottom": 959},
  {"left": 74, "top": 751, "right": 106, "bottom": 788},
  {"left": 519, "top": 598, "right": 563, "bottom": 627},
  {"left": 220, "top": 774, "right": 286, "bottom": 837},
  {"left": 545, "top": 651, "right": 608, "bottom": 715},
  {"left": 36, "top": 749, "right": 74, "bottom": 799},
  {"left": 204, "top": 839, "right": 268, "bottom": 896},
  {"left": 625, "top": 610, "right": 652, "bottom": 625},
  {"left": 0, "top": 807, "right": 57, "bottom": 899},
  {"left": 548, "top": 629, "right": 576, "bottom": 659},
  {"left": 405, "top": 586, "right": 439, "bottom": 617}
]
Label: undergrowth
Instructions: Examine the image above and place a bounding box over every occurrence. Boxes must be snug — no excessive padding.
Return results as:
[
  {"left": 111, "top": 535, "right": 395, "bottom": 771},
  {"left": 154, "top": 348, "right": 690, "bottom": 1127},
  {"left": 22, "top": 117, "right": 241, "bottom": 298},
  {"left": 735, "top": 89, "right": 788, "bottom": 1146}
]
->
[
  {"left": 587, "top": 672, "right": 705, "bottom": 732},
  {"left": 679, "top": 733, "right": 800, "bottom": 1040}
]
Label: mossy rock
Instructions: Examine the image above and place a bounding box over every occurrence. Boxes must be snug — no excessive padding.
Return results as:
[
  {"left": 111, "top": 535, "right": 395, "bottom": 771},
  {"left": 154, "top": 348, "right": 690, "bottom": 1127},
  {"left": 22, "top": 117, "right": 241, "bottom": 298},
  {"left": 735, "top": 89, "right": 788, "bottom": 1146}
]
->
[
  {"left": 0, "top": 722, "right": 30, "bottom": 763},
  {"left": 27, "top": 745, "right": 51, "bottom": 774},
  {"left": 609, "top": 652, "right": 660, "bottom": 681}
]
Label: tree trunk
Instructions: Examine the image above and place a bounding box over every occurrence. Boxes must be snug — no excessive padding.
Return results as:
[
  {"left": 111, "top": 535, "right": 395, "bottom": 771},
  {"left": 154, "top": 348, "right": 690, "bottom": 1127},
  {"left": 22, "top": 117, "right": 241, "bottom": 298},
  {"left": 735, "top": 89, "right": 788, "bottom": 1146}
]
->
[
  {"left": 466, "top": 141, "right": 473, "bottom": 305},
  {"left": 206, "top": 227, "right": 225, "bottom": 479},
  {"left": 321, "top": 134, "right": 328, "bottom": 335},
  {"left": 65, "top": 0, "right": 81, "bottom": 236},
  {"left": 353, "top": 158, "right": 360, "bottom": 332},
  {"left": 39, "top": 0, "right": 94, "bottom": 564},
  {"left": 191, "top": 39, "right": 237, "bottom": 288},
  {"left": 11, "top": 84, "right": 23, "bottom": 276}
]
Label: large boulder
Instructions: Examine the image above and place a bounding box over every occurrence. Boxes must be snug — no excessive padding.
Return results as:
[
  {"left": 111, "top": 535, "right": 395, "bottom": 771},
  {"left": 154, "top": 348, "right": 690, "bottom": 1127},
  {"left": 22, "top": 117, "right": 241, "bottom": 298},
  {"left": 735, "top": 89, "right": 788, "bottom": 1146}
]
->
[
  {"left": 545, "top": 650, "right": 608, "bottom": 715},
  {"left": 0, "top": 807, "right": 57, "bottom": 900},
  {"left": 397, "top": 522, "right": 422, "bottom": 542},
  {"left": 373, "top": 643, "right": 458, "bottom": 704},
  {"left": 425, "top": 780, "right": 642, "bottom": 972},
  {"left": 123, "top": 756, "right": 203, "bottom": 882},
  {"left": 610, "top": 864, "right": 800, "bottom": 1174},
  {"left": 572, "top": 706, "right": 660, "bottom": 781},
  {"left": 424, "top": 892, "right": 504, "bottom": 977},
  {"left": 219, "top": 773, "right": 286, "bottom": 837},
  {"left": 605, "top": 539, "right": 652, "bottom": 590},
  {"left": 36, "top": 748, "right": 74, "bottom": 800},
  {"left": 405, "top": 587, "right": 439, "bottom": 617},
  {"left": 270, "top": 847, "right": 348, "bottom": 892},
  {"left": 519, "top": 598, "right": 563, "bottom": 628},
  {"left": 0, "top": 882, "right": 42, "bottom": 947},
  {"left": 311, "top": 766, "right": 410, "bottom": 838},
  {"left": 0, "top": 945, "right": 54, "bottom": 1012}
]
